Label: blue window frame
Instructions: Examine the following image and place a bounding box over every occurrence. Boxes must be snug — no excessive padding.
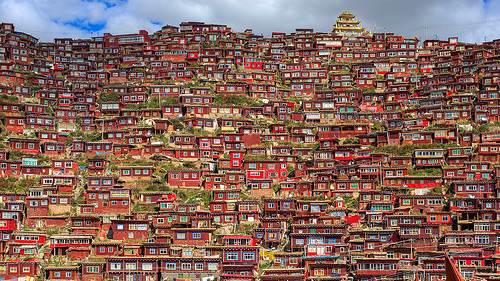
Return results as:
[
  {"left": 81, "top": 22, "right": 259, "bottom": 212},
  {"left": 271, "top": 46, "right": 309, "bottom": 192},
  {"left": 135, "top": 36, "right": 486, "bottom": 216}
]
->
[
  {"left": 192, "top": 232, "right": 201, "bottom": 239},
  {"left": 165, "top": 263, "right": 176, "bottom": 270}
]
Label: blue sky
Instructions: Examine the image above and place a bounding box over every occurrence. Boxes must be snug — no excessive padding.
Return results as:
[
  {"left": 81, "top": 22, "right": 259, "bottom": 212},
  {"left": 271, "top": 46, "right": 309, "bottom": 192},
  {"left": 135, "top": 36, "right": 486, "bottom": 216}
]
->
[{"left": 0, "top": 0, "right": 499, "bottom": 43}]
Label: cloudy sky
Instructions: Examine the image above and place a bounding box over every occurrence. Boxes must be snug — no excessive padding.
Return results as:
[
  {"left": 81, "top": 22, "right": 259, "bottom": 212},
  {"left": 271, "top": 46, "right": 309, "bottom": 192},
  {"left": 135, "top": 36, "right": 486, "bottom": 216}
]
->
[{"left": 0, "top": 0, "right": 499, "bottom": 43}]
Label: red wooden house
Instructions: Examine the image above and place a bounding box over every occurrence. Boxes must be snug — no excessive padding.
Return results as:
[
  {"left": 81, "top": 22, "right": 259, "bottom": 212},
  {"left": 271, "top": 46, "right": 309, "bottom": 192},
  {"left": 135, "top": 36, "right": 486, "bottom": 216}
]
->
[
  {"left": 452, "top": 180, "right": 496, "bottom": 198},
  {"left": 414, "top": 148, "right": 444, "bottom": 167},
  {"left": 397, "top": 195, "right": 445, "bottom": 213},
  {"left": 106, "top": 257, "right": 159, "bottom": 281},
  {"left": 159, "top": 256, "right": 221, "bottom": 281},
  {"left": 0, "top": 160, "right": 22, "bottom": 177},
  {"left": 51, "top": 159, "right": 78, "bottom": 174},
  {"left": 166, "top": 170, "right": 202, "bottom": 188},
  {"left": 81, "top": 261, "right": 105, "bottom": 281},
  {"left": 477, "top": 143, "right": 500, "bottom": 163},
  {"left": 87, "top": 158, "right": 108, "bottom": 175},
  {"left": 0, "top": 261, "right": 39, "bottom": 280},
  {"left": 119, "top": 166, "right": 155, "bottom": 180},
  {"left": 45, "top": 265, "right": 80, "bottom": 280},
  {"left": 41, "top": 142, "right": 66, "bottom": 155},
  {"left": 3, "top": 116, "right": 25, "bottom": 133},
  {"left": 109, "top": 219, "right": 149, "bottom": 240},
  {"left": 84, "top": 188, "right": 131, "bottom": 214},
  {"left": 50, "top": 234, "right": 93, "bottom": 256},
  {"left": 92, "top": 241, "right": 121, "bottom": 257},
  {"left": 8, "top": 138, "right": 40, "bottom": 154},
  {"left": 171, "top": 228, "right": 215, "bottom": 246}
]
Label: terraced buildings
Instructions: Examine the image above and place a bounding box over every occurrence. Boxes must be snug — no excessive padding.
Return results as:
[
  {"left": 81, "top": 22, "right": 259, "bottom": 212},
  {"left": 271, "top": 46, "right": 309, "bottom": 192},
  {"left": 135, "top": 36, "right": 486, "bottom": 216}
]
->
[{"left": 0, "top": 11, "right": 498, "bottom": 281}]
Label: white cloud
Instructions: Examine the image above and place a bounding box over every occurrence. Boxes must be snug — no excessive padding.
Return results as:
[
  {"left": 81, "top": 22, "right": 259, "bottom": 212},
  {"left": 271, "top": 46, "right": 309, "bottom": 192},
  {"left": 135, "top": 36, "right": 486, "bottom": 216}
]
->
[{"left": 0, "top": 0, "right": 499, "bottom": 43}]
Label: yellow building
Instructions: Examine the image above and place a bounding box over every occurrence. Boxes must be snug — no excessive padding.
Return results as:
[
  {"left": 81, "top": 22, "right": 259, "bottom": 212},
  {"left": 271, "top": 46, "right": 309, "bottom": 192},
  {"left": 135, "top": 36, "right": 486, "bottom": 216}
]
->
[{"left": 332, "top": 10, "right": 370, "bottom": 37}]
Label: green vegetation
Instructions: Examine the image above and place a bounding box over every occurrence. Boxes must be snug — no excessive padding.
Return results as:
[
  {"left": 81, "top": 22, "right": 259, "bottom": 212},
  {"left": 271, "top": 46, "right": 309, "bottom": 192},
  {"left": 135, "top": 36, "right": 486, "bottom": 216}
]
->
[
  {"left": 169, "top": 117, "right": 185, "bottom": 130},
  {"left": 237, "top": 223, "right": 258, "bottom": 235},
  {"left": 0, "top": 94, "right": 19, "bottom": 103},
  {"left": 431, "top": 185, "right": 444, "bottom": 195},
  {"left": 214, "top": 94, "right": 258, "bottom": 107},
  {"left": 132, "top": 203, "right": 159, "bottom": 213},
  {"left": 174, "top": 188, "right": 211, "bottom": 208},
  {"left": 0, "top": 177, "right": 39, "bottom": 193},
  {"left": 161, "top": 96, "right": 180, "bottom": 105},
  {"left": 343, "top": 138, "right": 360, "bottom": 145},
  {"left": 185, "top": 127, "right": 213, "bottom": 137},
  {"left": 407, "top": 167, "right": 442, "bottom": 177},
  {"left": 342, "top": 195, "right": 359, "bottom": 209},
  {"left": 371, "top": 122, "right": 387, "bottom": 133},
  {"left": 375, "top": 143, "right": 448, "bottom": 156},
  {"left": 98, "top": 92, "right": 121, "bottom": 103},
  {"left": 243, "top": 154, "right": 273, "bottom": 161}
]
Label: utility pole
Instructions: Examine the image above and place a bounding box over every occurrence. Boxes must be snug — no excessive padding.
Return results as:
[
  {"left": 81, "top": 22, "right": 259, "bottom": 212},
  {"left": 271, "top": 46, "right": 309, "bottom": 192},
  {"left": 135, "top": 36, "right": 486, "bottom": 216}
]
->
[{"left": 425, "top": 26, "right": 427, "bottom": 40}]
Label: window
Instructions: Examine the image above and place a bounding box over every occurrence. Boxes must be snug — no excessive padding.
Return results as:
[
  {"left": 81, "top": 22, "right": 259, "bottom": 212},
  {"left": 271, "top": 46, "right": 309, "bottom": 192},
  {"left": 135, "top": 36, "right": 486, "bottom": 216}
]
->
[
  {"left": 193, "top": 233, "right": 201, "bottom": 239},
  {"left": 182, "top": 248, "right": 193, "bottom": 256},
  {"left": 227, "top": 252, "right": 238, "bottom": 261},
  {"left": 243, "top": 252, "right": 255, "bottom": 261},
  {"left": 110, "top": 263, "right": 121, "bottom": 270},
  {"left": 181, "top": 263, "right": 191, "bottom": 270},
  {"left": 475, "top": 223, "right": 490, "bottom": 232},
  {"left": 166, "top": 263, "right": 176, "bottom": 270},
  {"left": 195, "top": 263, "right": 204, "bottom": 270},
  {"left": 475, "top": 235, "right": 490, "bottom": 244},
  {"left": 125, "top": 263, "right": 136, "bottom": 270},
  {"left": 208, "top": 263, "right": 217, "bottom": 271},
  {"left": 176, "top": 233, "right": 186, "bottom": 239},
  {"left": 142, "top": 263, "right": 153, "bottom": 271}
]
